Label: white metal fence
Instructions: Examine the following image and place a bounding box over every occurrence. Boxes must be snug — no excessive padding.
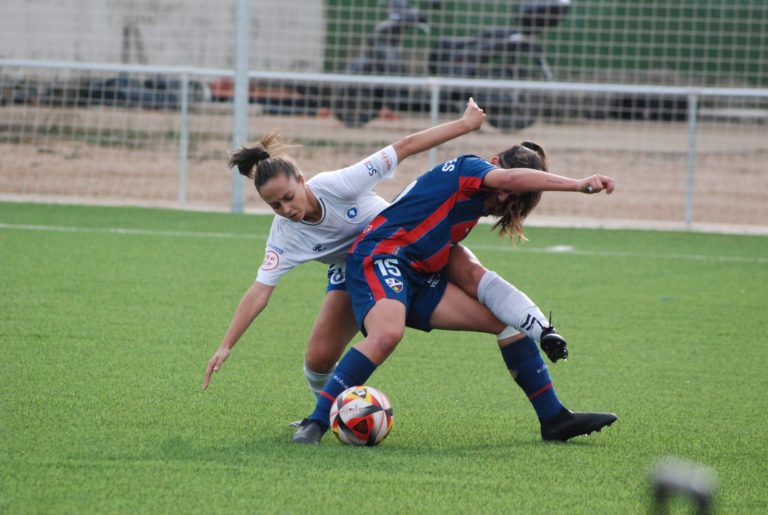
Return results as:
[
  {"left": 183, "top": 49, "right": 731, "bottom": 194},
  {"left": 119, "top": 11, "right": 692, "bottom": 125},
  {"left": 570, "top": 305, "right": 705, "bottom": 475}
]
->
[{"left": 1, "top": 0, "right": 767, "bottom": 231}]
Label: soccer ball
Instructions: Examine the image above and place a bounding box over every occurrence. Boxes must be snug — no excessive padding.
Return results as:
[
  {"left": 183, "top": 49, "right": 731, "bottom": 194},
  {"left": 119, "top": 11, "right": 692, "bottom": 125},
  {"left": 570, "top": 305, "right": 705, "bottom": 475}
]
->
[{"left": 329, "top": 385, "right": 393, "bottom": 446}]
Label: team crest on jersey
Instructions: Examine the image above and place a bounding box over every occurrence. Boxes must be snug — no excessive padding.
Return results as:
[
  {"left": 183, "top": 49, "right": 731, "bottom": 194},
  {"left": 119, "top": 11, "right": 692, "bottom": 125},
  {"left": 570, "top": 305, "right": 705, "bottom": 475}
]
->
[
  {"left": 345, "top": 205, "right": 359, "bottom": 221},
  {"left": 385, "top": 277, "right": 403, "bottom": 293},
  {"left": 261, "top": 250, "right": 279, "bottom": 271}
]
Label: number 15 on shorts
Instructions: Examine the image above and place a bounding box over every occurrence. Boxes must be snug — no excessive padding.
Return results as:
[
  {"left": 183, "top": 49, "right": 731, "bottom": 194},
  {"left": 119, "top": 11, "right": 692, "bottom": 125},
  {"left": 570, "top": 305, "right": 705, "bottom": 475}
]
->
[
  {"left": 374, "top": 258, "right": 405, "bottom": 294},
  {"left": 374, "top": 258, "right": 401, "bottom": 277}
]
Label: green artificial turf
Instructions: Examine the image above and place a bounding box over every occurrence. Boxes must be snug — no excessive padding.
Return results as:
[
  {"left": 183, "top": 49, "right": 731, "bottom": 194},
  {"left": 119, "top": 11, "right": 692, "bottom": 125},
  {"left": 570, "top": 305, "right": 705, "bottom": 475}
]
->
[{"left": 1, "top": 202, "right": 766, "bottom": 513}]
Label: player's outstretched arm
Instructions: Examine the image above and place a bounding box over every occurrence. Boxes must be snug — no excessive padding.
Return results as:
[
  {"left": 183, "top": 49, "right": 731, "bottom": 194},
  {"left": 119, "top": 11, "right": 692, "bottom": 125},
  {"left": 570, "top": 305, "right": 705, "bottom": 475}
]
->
[
  {"left": 393, "top": 97, "right": 485, "bottom": 163},
  {"left": 203, "top": 281, "right": 274, "bottom": 390},
  {"left": 484, "top": 168, "right": 615, "bottom": 195}
]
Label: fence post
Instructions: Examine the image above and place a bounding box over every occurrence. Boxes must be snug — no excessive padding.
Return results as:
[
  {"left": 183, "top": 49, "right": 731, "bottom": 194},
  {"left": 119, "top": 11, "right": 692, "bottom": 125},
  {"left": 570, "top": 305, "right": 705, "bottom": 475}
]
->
[
  {"left": 684, "top": 93, "right": 699, "bottom": 228},
  {"left": 428, "top": 79, "right": 441, "bottom": 168},
  {"left": 230, "top": 0, "right": 250, "bottom": 213},
  {"left": 178, "top": 72, "right": 189, "bottom": 206}
]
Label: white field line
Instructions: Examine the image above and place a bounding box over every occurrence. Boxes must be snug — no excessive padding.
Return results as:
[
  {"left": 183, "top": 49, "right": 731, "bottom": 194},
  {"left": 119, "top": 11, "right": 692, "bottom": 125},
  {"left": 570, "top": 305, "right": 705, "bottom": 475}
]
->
[
  {"left": 0, "top": 223, "right": 266, "bottom": 240},
  {"left": 467, "top": 243, "right": 768, "bottom": 265},
  {"left": 1, "top": 222, "right": 766, "bottom": 265},
  {"left": 2, "top": 197, "right": 768, "bottom": 236}
]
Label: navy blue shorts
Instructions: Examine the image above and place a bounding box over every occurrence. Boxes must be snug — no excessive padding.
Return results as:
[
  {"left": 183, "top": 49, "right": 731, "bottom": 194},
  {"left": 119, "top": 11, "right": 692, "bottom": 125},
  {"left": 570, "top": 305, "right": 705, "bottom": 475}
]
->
[{"left": 345, "top": 253, "right": 447, "bottom": 335}]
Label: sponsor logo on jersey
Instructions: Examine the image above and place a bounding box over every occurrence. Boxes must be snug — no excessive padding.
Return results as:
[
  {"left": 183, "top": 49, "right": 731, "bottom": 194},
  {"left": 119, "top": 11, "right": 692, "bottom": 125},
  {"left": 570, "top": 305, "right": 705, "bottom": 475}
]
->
[
  {"left": 385, "top": 277, "right": 403, "bottom": 293},
  {"left": 364, "top": 160, "right": 378, "bottom": 176},
  {"left": 346, "top": 205, "right": 359, "bottom": 220},
  {"left": 312, "top": 243, "right": 327, "bottom": 252},
  {"left": 261, "top": 250, "right": 280, "bottom": 271},
  {"left": 381, "top": 150, "right": 393, "bottom": 171}
]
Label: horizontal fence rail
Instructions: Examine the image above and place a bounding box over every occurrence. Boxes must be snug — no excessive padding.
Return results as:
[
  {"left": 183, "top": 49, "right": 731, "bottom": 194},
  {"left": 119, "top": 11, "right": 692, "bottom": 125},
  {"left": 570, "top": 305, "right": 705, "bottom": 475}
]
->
[
  {"left": 5, "top": 59, "right": 768, "bottom": 98},
  {"left": 2, "top": 59, "right": 767, "bottom": 232}
]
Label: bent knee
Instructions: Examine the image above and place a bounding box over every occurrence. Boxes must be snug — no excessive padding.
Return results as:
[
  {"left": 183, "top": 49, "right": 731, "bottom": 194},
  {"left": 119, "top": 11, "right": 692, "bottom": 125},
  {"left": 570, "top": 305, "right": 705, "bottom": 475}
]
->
[
  {"left": 305, "top": 339, "right": 346, "bottom": 374},
  {"left": 304, "top": 353, "right": 337, "bottom": 375},
  {"left": 365, "top": 327, "right": 404, "bottom": 354},
  {"left": 488, "top": 318, "right": 507, "bottom": 336}
]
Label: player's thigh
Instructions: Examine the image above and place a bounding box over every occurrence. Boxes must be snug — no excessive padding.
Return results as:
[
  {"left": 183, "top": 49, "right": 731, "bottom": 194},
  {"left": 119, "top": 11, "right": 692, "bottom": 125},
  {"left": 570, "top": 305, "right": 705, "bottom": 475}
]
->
[
  {"left": 305, "top": 290, "right": 359, "bottom": 372},
  {"left": 357, "top": 298, "right": 407, "bottom": 365},
  {"left": 443, "top": 244, "right": 489, "bottom": 300},
  {"left": 346, "top": 254, "right": 409, "bottom": 332},
  {"left": 429, "top": 281, "right": 505, "bottom": 334}
]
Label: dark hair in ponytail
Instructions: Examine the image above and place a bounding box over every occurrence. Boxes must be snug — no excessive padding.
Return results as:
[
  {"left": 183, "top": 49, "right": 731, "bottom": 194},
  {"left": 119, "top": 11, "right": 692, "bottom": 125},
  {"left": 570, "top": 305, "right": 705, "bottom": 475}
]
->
[
  {"left": 228, "top": 131, "right": 300, "bottom": 191},
  {"left": 488, "top": 141, "right": 549, "bottom": 241}
]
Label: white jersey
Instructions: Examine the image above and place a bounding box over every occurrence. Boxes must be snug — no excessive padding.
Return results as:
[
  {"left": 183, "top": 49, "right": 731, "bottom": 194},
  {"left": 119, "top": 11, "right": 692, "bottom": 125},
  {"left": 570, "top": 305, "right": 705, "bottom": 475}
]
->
[{"left": 256, "top": 146, "right": 398, "bottom": 286}]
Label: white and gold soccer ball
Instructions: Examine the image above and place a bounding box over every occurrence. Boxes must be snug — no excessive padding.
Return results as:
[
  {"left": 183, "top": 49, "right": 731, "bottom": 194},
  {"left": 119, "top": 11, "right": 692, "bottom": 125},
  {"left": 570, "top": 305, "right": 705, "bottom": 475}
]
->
[{"left": 329, "top": 385, "right": 393, "bottom": 446}]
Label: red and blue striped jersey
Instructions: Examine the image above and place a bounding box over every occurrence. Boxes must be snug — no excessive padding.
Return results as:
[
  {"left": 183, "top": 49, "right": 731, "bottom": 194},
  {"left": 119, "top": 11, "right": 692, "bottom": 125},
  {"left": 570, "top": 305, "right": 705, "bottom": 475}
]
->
[{"left": 350, "top": 155, "right": 496, "bottom": 274}]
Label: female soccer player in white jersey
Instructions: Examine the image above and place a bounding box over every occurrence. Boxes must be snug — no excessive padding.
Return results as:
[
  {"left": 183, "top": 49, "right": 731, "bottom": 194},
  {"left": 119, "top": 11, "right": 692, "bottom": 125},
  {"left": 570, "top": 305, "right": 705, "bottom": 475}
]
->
[{"left": 202, "top": 99, "right": 566, "bottom": 407}]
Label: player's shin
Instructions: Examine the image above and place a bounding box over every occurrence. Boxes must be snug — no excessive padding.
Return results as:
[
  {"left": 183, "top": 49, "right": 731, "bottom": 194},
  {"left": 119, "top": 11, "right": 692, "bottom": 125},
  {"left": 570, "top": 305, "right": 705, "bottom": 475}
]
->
[
  {"left": 303, "top": 362, "right": 335, "bottom": 399},
  {"left": 498, "top": 334, "right": 565, "bottom": 422},
  {"left": 477, "top": 271, "right": 550, "bottom": 341},
  {"left": 308, "top": 347, "right": 377, "bottom": 427}
]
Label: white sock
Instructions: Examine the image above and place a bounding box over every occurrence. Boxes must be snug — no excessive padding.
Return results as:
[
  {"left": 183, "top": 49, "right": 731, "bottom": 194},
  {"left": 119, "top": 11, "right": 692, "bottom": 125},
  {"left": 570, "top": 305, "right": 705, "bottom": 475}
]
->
[
  {"left": 497, "top": 325, "right": 521, "bottom": 340},
  {"left": 303, "top": 362, "right": 335, "bottom": 399},
  {"left": 477, "top": 271, "right": 550, "bottom": 341}
]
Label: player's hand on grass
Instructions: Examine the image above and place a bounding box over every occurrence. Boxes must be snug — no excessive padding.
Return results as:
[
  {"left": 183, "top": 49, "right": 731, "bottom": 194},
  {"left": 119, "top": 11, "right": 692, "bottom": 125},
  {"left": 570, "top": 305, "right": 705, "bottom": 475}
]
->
[
  {"left": 462, "top": 97, "right": 486, "bottom": 131},
  {"left": 203, "top": 347, "right": 230, "bottom": 390},
  {"left": 578, "top": 174, "right": 615, "bottom": 195}
]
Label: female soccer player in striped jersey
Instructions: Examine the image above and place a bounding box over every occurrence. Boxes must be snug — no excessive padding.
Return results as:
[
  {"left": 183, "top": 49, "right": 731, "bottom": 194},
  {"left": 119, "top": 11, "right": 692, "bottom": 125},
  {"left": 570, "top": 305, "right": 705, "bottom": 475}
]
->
[
  {"left": 203, "top": 100, "right": 567, "bottom": 421},
  {"left": 292, "top": 141, "right": 618, "bottom": 444}
]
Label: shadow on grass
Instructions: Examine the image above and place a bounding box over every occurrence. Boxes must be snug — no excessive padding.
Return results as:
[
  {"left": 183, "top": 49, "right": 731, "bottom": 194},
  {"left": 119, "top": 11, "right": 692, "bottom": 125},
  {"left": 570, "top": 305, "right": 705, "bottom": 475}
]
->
[
  {"left": 57, "top": 436, "right": 617, "bottom": 494},
  {"left": 153, "top": 431, "right": 612, "bottom": 465},
  {"left": 67, "top": 425, "right": 615, "bottom": 470}
]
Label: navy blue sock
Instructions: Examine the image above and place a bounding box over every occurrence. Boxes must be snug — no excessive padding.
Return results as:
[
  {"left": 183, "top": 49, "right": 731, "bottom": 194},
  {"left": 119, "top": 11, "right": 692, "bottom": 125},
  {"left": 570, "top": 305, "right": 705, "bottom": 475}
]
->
[
  {"left": 500, "top": 336, "right": 565, "bottom": 422},
  {"left": 308, "top": 347, "right": 378, "bottom": 427}
]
